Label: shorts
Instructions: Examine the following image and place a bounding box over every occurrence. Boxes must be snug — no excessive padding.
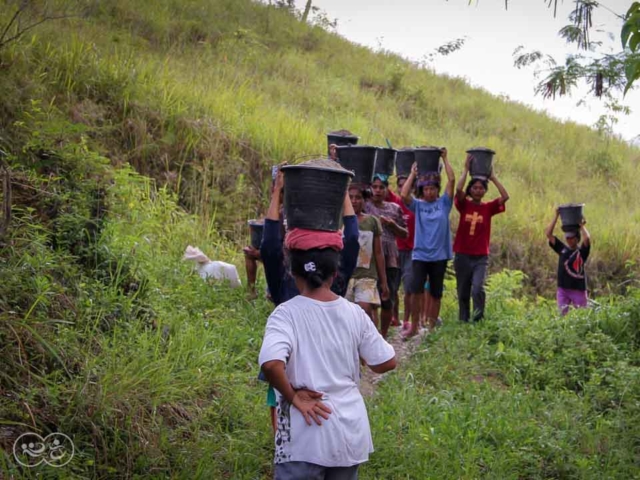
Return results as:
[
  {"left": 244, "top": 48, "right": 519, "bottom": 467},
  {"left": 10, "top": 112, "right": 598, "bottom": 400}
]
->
[
  {"left": 410, "top": 259, "right": 448, "bottom": 299},
  {"left": 398, "top": 250, "right": 418, "bottom": 294},
  {"left": 275, "top": 462, "right": 359, "bottom": 480},
  {"left": 346, "top": 277, "right": 381, "bottom": 306},
  {"left": 378, "top": 267, "right": 400, "bottom": 310}
]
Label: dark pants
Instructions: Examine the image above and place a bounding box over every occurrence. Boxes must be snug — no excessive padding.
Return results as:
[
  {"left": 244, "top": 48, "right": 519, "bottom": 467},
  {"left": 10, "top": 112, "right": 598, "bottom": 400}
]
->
[
  {"left": 378, "top": 267, "right": 400, "bottom": 310},
  {"left": 275, "top": 461, "right": 359, "bottom": 480},
  {"left": 410, "top": 260, "right": 447, "bottom": 298},
  {"left": 454, "top": 253, "right": 489, "bottom": 322}
]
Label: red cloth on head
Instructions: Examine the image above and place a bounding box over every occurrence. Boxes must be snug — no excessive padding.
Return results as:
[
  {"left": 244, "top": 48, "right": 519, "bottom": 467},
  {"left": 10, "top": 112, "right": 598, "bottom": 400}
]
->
[{"left": 284, "top": 228, "right": 344, "bottom": 251}]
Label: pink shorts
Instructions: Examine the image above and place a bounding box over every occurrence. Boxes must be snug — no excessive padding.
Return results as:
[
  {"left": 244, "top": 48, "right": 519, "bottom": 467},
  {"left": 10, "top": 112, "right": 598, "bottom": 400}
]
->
[{"left": 557, "top": 287, "right": 588, "bottom": 316}]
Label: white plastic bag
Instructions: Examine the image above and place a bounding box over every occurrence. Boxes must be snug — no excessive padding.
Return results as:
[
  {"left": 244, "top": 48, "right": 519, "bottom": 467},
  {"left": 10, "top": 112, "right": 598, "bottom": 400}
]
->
[{"left": 183, "top": 246, "right": 242, "bottom": 288}]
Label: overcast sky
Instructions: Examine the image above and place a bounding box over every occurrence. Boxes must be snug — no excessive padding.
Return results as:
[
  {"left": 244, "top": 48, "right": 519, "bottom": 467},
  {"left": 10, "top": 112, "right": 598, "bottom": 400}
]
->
[{"left": 294, "top": 0, "right": 639, "bottom": 142}]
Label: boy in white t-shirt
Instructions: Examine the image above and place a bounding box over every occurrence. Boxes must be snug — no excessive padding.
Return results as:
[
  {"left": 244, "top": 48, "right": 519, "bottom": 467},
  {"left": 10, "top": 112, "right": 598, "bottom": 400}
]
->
[{"left": 259, "top": 242, "right": 396, "bottom": 479}]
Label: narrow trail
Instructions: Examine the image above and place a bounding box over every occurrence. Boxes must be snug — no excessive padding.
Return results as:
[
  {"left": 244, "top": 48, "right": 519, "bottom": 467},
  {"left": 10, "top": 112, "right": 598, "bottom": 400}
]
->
[{"left": 359, "top": 326, "right": 428, "bottom": 397}]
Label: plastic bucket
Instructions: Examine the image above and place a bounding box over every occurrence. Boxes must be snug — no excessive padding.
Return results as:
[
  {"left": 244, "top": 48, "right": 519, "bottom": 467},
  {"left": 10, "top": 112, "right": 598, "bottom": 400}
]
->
[
  {"left": 415, "top": 147, "right": 442, "bottom": 176},
  {"left": 395, "top": 149, "right": 415, "bottom": 178},
  {"left": 336, "top": 145, "right": 377, "bottom": 186},
  {"left": 374, "top": 148, "right": 397, "bottom": 177},
  {"left": 248, "top": 220, "right": 264, "bottom": 249},
  {"left": 282, "top": 162, "right": 354, "bottom": 232},
  {"left": 559, "top": 203, "right": 584, "bottom": 232},
  {"left": 467, "top": 147, "right": 495, "bottom": 179},
  {"left": 327, "top": 132, "right": 359, "bottom": 156}
]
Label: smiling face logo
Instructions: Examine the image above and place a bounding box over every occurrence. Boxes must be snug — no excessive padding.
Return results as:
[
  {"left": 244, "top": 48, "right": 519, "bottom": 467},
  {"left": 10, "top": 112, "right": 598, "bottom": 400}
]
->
[{"left": 13, "top": 432, "right": 75, "bottom": 468}]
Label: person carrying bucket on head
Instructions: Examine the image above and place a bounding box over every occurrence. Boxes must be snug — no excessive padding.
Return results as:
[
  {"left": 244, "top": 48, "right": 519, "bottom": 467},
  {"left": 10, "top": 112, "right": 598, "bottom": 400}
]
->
[
  {"left": 453, "top": 153, "right": 510, "bottom": 323},
  {"left": 259, "top": 161, "right": 395, "bottom": 479},
  {"left": 545, "top": 207, "right": 591, "bottom": 315},
  {"left": 400, "top": 148, "right": 455, "bottom": 338},
  {"left": 386, "top": 174, "right": 420, "bottom": 332},
  {"left": 365, "top": 173, "right": 408, "bottom": 339},
  {"left": 346, "top": 184, "right": 388, "bottom": 325}
]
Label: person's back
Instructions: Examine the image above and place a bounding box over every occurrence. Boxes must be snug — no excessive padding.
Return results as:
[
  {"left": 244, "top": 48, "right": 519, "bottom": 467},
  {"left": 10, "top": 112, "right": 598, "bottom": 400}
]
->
[
  {"left": 262, "top": 295, "right": 392, "bottom": 465},
  {"left": 260, "top": 245, "right": 395, "bottom": 477}
]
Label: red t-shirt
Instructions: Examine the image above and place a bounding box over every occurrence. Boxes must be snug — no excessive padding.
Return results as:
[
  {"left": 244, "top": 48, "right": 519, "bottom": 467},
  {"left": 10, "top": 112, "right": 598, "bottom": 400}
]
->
[
  {"left": 386, "top": 189, "right": 415, "bottom": 251},
  {"left": 453, "top": 197, "right": 505, "bottom": 256}
]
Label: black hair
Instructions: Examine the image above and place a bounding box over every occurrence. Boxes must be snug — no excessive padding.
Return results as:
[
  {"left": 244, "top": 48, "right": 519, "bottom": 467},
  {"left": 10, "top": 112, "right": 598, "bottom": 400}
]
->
[
  {"left": 349, "top": 184, "right": 372, "bottom": 199},
  {"left": 465, "top": 178, "right": 489, "bottom": 197},
  {"left": 289, "top": 248, "right": 340, "bottom": 289}
]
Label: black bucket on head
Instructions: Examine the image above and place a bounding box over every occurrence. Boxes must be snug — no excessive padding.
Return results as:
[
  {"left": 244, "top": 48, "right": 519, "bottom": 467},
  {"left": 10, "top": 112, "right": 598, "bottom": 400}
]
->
[
  {"left": 395, "top": 149, "right": 415, "bottom": 178},
  {"left": 336, "top": 145, "right": 377, "bottom": 186},
  {"left": 467, "top": 147, "right": 495, "bottom": 179},
  {"left": 327, "top": 132, "right": 359, "bottom": 156},
  {"left": 415, "top": 147, "right": 442, "bottom": 176},
  {"left": 248, "top": 220, "right": 264, "bottom": 249},
  {"left": 559, "top": 203, "right": 585, "bottom": 232},
  {"left": 282, "top": 160, "right": 354, "bottom": 232},
  {"left": 374, "top": 148, "right": 397, "bottom": 177}
]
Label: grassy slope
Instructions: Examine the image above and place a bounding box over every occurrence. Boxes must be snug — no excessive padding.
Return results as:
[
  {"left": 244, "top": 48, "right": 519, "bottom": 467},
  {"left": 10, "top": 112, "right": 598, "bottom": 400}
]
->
[
  {"left": 1, "top": 0, "right": 639, "bottom": 293},
  {"left": 1, "top": 1, "right": 640, "bottom": 478}
]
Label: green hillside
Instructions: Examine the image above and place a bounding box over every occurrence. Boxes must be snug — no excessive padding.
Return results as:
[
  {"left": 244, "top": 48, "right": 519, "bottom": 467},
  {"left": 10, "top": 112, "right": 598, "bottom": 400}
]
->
[
  {"left": 1, "top": 0, "right": 639, "bottom": 294},
  {"left": 1, "top": 1, "right": 640, "bottom": 478}
]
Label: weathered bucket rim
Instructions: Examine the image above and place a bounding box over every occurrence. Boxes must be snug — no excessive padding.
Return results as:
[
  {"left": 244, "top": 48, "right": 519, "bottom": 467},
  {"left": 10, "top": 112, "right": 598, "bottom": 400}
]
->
[
  {"left": 327, "top": 133, "right": 360, "bottom": 140},
  {"left": 281, "top": 164, "right": 355, "bottom": 177},
  {"left": 415, "top": 146, "right": 443, "bottom": 152},
  {"left": 558, "top": 203, "right": 586, "bottom": 209},
  {"left": 335, "top": 144, "right": 377, "bottom": 151},
  {"left": 466, "top": 147, "right": 496, "bottom": 154},
  {"left": 247, "top": 219, "right": 265, "bottom": 227}
]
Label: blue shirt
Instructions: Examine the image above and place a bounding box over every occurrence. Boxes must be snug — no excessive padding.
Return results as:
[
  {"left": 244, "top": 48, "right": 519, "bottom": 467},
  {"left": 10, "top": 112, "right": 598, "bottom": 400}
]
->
[{"left": 407, "top": 194, "right": 453, "bottom": 262}]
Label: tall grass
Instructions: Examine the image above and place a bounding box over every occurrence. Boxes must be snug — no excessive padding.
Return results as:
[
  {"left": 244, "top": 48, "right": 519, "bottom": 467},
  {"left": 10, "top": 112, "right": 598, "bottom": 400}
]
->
[{"left": 1, "top": 0, "right": 638, "bottom": 293}]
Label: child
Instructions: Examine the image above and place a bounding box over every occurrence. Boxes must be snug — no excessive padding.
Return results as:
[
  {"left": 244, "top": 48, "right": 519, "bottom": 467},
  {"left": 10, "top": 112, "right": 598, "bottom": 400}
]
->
[
  {"left": 346, "top": 185, "right": 388, "bottom": 325},
  {"left": 259, "top": 244, "right": 396, "bottom": 478},
  {"left": 400, "top": 149, "right": 455, "bottom": 337},
  {"left": 545, "top": 208, "right": 591, "bottom": 315},
  {"left": 366, "top": 175, "right": 408, "bottom": 338},
  {"left": 453, "top": 154, "right": 509, "bottom": 322}
]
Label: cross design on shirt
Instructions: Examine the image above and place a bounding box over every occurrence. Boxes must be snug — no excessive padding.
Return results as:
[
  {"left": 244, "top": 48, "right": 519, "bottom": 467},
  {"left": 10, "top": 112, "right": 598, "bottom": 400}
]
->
[{"left": 465, "top": 211, "right": 484, "bottom": 236}]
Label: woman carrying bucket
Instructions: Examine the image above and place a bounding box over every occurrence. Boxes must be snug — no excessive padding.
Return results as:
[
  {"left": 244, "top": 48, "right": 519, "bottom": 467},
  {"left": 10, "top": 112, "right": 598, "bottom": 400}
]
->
[
  {"left": 258, "top": 164, "right": 360, "bottom": 434},
  {"left": 453, "top": 154, "right": 509, "bottom": 322},
  {"left": 346, "top": 185, "right": 388, "bottom": 324},
  {"left": 400, "top": 148, "right": 455, "bottom": 338},
  {"left": 366, "top": 174, "right": 408, "bottom": 338},
  {"left": 260, "top": 158, "right": 395, "bottom": 478},
  {"left": 544, "top": 206, "right": 591, "bottom": 315}
]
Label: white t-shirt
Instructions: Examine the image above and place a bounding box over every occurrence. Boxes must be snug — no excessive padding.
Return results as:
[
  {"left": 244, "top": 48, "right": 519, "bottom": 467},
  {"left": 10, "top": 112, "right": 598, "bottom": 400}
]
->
[{"left": 258, "top": 295, "right": 395, "bottom": 467}]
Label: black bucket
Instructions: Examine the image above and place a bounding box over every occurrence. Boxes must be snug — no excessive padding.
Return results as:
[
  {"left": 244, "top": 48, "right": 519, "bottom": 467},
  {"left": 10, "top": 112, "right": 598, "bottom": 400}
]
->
[
  {"left": 374, "top": 148, "right": 397, "bottom": 177},
  {"left": 559, "top": 203, "right": 585, "bottom": 232},
  {"left": 248, "top": 220, "right": 264, "bottom": 249},
  {"left": 336, "top": 145, "right": 377, "bottom": 186},
  {"left": 415, "top": 147, "right": 442, "bottom": 176},
  {"left": 282, "top": 160, "right": 354, "bottom": 232},
  {"left": 467, "top": 147, "right": 495, "bottom": 179},
  {"left": 395, "top": 149, "right": 415, "bottom": 178},
  {"left": 327, "top": 132, "right": 359, "bottom": 156}
]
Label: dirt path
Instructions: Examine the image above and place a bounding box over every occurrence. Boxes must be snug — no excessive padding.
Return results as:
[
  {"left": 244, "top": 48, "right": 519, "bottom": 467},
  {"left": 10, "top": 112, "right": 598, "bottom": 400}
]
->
[{"left": 359, "top": 326, "right": 427, "bottom": 397}]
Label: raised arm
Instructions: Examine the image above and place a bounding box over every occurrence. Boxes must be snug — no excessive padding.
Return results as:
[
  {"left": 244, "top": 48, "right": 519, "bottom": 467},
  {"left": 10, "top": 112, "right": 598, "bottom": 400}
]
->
[
  {"left": 401, "top": 162, "right": 418, "bottom": 206},
  {"left": 490, "top": 171, "right": 510, "bottom": 205},
  {"left": 442, "top": 148, "right": 455, "bottom": 199},
  {"left": 342, "top": 188, "right": 355, "bottom": 217},
  {"left": 545, "top": 208, "right": 560, "bottom": 244},
  {"left": 266, "top": 165, "right": 285, "bottom": 221},
  {"left": 456, "top": 154, "right": 471, "bottom": 204},
  {"left": 580, "top": 219, "right": 590, "bottom": 247}
]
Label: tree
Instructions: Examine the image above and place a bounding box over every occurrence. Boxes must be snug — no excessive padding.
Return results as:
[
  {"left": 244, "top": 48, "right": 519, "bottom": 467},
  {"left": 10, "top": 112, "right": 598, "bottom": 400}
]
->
[
  {"left": 509, "top": 1, "right": 640, "bottom": 100},
  {"left": 0, "top": 0, "right": 91, "bottom": 52}
]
